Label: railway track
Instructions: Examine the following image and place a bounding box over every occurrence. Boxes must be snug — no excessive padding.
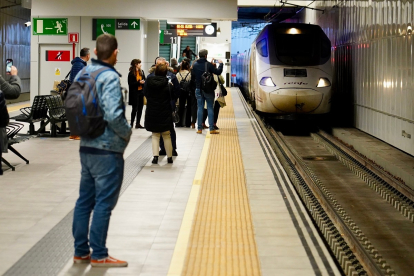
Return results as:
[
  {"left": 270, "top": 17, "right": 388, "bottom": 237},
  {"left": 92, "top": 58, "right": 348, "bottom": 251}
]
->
[{"left": 251, "top": 113, "right": 414, "bottom": 276}]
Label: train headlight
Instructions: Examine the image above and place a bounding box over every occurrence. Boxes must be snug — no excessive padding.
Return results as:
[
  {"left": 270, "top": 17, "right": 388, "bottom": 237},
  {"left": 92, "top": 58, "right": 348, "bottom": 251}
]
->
[
  {"left": 259, "top": 77, "right": 276, "bottom": 87},
  {"left": 317, "top": 78, "right": 331, "bottom": 88}
]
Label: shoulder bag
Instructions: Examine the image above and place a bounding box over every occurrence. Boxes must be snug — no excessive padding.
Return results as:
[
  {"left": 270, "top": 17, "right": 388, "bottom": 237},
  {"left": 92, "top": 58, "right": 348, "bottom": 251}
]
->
[{"left": 168, "top": 80, "right": 180, "bottom": 123}]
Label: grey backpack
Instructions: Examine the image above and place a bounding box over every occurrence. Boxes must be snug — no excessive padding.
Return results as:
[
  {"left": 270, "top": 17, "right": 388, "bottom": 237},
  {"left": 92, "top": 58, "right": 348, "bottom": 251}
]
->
[{"left": 64, "top": 67, "right": 111, "bottom": 138}]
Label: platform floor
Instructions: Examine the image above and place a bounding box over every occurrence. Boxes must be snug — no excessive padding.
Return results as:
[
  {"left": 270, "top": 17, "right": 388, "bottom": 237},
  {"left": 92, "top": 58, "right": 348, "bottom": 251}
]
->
[{"left": 0, "top": 89, "right": 343, "bottom": 276}]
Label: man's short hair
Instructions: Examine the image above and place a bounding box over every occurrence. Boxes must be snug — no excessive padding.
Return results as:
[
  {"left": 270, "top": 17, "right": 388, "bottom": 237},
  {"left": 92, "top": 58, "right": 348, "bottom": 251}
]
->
[
  {"left": 155, "top": 63, "right": 167, "bottom": 76},
  {"left": 199, "top": 49, "right": 208, "bottom": 58},
  {"left": 156, "top": 57, "right": 166, "bottom": 64},
  {"left": 96, "top": 34, "right": 118, "bottom": 60},
  {"left": 80, "top": 48, "right": 90, "bottom": 57}
]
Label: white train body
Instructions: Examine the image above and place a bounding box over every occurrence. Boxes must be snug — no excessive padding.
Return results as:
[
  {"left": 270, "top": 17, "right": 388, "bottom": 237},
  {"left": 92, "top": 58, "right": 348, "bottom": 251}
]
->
[{"left": 235, "top": 23, "right": 333, "bottom": 117}]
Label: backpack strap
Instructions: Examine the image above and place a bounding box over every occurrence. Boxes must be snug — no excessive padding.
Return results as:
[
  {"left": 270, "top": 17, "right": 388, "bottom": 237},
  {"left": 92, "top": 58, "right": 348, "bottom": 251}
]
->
[
  {"left": 64, "top": 70, "right": 71, "bottom": 80},
  {"left": 183, "top": 72, "right": 190, "bottom": 82}
]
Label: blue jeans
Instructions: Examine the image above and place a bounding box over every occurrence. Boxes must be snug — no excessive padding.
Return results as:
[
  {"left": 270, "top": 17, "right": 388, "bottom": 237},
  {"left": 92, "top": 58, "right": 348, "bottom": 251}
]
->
[
  {"left": 195, "top": 88, "right": 215, "bottom": 131},
  {"left": 72, "top": 151, "right": 124, "bottom": 259}
]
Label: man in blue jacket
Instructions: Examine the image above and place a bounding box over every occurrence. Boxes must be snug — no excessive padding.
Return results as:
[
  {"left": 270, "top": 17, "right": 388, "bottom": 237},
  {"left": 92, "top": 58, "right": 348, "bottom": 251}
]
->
[
  {"left": 72, "top": 34, "right": 132, "bottom": 267},
  {"left": 69, "top": 48, "right": 90, "bottom": 140},
  {"left": 191, "top": 49, "right": 223, "bottom": 134},
  {"left": 69, "top": 48, "right": 90, "bottom": 83}
]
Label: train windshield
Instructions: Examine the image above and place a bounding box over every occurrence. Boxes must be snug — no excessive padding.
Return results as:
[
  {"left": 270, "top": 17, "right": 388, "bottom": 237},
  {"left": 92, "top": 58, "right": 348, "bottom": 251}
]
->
[
  {"left": 276, "top": 34, "right": 315, "bottom": 57},
  {"left": 273, "top": 30, "right": 331, "bottom": 66}
]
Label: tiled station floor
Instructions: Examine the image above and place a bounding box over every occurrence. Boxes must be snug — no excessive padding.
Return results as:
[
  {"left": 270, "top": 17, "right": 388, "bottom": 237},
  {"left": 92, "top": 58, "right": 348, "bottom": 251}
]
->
[{"left": 0, "top": 89, "right": 341, "bottom": 276}]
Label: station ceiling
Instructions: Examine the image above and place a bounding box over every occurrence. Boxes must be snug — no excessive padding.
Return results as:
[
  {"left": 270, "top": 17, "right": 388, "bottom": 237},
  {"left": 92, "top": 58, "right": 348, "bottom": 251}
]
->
[{"left": 234, "top": 5, "right": 303, "bottom": 28}]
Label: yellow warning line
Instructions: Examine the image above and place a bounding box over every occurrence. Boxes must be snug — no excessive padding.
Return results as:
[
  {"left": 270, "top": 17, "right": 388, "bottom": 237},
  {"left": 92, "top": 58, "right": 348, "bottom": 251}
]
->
[
  {"left": 168, "top": 91, "right": 261, "bottom": 276},
  {"left": 168, "top": 134, "right": 210, "bottom": 276},
  {"left": 7, "top": 102, "right": 30, "bottom": 113}
]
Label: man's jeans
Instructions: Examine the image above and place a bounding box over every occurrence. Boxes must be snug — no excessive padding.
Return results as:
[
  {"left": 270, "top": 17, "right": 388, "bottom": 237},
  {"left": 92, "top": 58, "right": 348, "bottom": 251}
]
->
[
  {"left": 72, "top": 151, "right": 124, "bottom": 259},
  {"left": 195, "top": 88, "right": 215, "bottom": 131}
]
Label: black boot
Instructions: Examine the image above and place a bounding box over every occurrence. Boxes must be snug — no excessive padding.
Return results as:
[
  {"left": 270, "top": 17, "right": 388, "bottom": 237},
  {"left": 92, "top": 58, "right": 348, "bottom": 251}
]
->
[
  {"left": 167, "top": 157, "right": 173, "bottom": 164},
  {"left": 152, "top": 156, "right": 158, "bottom": 164}
]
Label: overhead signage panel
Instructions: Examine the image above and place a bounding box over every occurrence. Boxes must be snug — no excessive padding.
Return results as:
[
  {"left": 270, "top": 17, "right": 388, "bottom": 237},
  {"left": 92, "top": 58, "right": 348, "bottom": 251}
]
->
[
  {"left": 92, "top": 19, "right": 116, "bottom": 40},
  {"left": 93, "top": 18, "right": 141, "bottom": 40},
  {"left": 116, "top": 19, "right": 140, "bottom": 30},
  {"left": 168, "top": 23, "right": 217, "bottom": 37},
  {"left": 45, "top": 50, "right": 71, "bottom": 62},
  {"left": 160, "top": 29, "right": 177, "bottom": 44},
  {"left": 33, "top": 18, "right": 68, "bottom": 35}
]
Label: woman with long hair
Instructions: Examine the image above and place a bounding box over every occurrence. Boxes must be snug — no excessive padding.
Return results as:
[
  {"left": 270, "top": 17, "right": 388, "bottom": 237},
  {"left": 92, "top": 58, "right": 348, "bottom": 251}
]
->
[{"left": 128, "top": 59, "right": 146, "bottom": 128}]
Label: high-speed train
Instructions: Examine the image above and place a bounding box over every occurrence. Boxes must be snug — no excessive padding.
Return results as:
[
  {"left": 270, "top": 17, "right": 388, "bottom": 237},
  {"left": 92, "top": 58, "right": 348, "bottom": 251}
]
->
[{"left": 233, "top": 23, "right": 333, "bottom": 118}]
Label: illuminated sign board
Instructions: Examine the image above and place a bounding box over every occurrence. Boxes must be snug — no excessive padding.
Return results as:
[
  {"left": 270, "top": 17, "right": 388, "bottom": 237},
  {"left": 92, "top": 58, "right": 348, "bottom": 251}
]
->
[{"left": 168, "top": 23, "right": 217, "bottom": 37}]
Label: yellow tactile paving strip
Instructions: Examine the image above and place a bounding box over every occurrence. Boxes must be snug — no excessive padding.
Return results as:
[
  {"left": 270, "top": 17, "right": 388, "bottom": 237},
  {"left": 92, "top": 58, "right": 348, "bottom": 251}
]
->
[
  {"left": 182, "top": 91, "right": 261, "bottom": 276},
  {"left": 7, "top": 102, "right": 30, "bottom": 113}
]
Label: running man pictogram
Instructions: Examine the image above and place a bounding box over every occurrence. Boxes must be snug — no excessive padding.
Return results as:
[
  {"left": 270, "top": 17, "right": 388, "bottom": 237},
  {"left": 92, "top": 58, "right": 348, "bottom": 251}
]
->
[{"left": 55, "top": 21, "right": 63, "bottom": 33}]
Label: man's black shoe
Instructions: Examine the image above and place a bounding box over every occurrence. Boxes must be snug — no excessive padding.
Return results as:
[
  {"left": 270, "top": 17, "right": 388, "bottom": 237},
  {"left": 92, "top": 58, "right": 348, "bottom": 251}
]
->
[
  {"left": 159, "top": 149, "right": 166, "bottom": 156},
  {"left": 167, "top": 157, "right": 173, "bottom": 164},
  {"left": 172, "top": 150, "right": 178, "bottom": 156},
  {"left": 152, "top": 156, "right": 158, "bottom": 164}
]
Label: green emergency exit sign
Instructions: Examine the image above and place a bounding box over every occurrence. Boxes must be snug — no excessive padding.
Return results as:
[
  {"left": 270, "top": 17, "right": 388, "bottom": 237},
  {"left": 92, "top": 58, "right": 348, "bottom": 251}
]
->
[{"left": 33, "top": 18, "right": 68, "bottom": 35}]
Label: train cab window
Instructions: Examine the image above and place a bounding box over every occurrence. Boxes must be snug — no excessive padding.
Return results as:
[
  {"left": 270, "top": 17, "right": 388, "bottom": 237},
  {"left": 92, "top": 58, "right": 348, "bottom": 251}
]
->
[
  {"left": 275, "top": 34, "right": 314, "bottom": 57},
  {"left": 256, "top": 38, "right": 268, "bottom": 57},
  {"left": 320, "top": 35, "right": 331, "bottom": 59}
]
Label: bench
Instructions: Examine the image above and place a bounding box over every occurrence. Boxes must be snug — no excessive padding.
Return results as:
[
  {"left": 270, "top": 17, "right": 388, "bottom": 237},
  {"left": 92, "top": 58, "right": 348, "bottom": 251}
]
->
[
  {"left": 1, "top": 122, "right": 30, "bottom": 171},
  {"left": 12, "top": 95, "right": 49, "bottom": 135},
  {"left": 44, "top": 95, "right": 69, "bottom": 137}
]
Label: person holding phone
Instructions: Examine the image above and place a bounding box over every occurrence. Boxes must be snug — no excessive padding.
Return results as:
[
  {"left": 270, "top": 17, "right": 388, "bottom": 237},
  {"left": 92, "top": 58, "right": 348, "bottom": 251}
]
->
[
  {"left": 6, "top": 59, "right": 13, "bottom": 74},
  {"left": 0, "top": 63, "right": 21, "bottom": 175}
]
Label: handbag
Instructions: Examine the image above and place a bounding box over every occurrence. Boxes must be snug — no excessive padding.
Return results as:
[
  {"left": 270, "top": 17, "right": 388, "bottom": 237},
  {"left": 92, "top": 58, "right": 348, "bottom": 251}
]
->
[
  {"left": 168, "top": 81, "right": 180, "bottom": 123},
  {"left": 57, "top": 70, "right": 72, "bottom": 99},
  {"left": 220, "top": 83, "right": 227, "bottom": 97}
]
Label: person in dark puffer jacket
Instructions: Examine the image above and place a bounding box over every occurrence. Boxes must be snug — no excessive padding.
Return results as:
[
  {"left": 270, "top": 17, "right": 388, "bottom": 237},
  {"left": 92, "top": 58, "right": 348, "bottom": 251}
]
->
[
  {"left": 144, "top": 63, "right": 174, "bottom": 165},
  {"left": 68, "top": 48, "right": 90, "bottom": 140}
]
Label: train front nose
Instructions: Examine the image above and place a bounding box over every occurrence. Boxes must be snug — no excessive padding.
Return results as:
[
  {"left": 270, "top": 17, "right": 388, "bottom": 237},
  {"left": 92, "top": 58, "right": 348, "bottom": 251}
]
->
[{"left": 269, "top": 89, "right": 323, "bottom": 113}]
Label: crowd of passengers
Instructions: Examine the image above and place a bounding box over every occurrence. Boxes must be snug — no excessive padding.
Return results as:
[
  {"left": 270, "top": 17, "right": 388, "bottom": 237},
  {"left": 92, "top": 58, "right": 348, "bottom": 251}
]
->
[
  {"left": 127, "top": 49, "right": 225, "bottom": 164},
  {"left": 0, "top": 34, "right": 227, "bottom": 268}
]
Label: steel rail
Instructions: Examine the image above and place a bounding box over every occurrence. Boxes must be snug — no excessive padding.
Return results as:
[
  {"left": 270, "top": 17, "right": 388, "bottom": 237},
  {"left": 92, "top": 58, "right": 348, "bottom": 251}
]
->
[{"left": 268, "top": 128, "right": 387, "bottom": 276}]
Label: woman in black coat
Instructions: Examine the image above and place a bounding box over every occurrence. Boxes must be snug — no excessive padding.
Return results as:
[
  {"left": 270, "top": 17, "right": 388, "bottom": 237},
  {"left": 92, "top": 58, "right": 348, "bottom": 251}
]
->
[
  {"left": 144, "top": 63, "right": 173, "bottom": 164},
  {"left": 128, "top": 59, "right": 146, "bottom": 128}
]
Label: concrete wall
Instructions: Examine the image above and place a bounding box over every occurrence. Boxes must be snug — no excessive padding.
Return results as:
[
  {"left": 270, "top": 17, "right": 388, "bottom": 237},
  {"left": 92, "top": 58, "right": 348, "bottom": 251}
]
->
[
  {"left": 304, "top": 0, "right": 414, "bottom": 156},
  {"left": 32, "top": 0, "right": 237, "bottom": 20},
  {"left": 30, "top": 16, "right": 151, "bottom": 101},
  {"left": 30, "top": 0, "right": 237, "bottom": 101},
  {"left": 199, "top": 21, "right": 232, "bottom": 86},
  {"left": 0, "top": 5, "right": 31, "bottom": 95}
]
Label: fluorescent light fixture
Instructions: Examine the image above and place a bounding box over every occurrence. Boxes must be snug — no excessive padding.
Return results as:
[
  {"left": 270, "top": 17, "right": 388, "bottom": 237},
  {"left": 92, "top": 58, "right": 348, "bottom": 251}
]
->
[
  {"left": 317, "top": 78, "right": 331, "bottom": 87},
  {"left": 260, "top": 77, "right": 276, "bottom": 87}
]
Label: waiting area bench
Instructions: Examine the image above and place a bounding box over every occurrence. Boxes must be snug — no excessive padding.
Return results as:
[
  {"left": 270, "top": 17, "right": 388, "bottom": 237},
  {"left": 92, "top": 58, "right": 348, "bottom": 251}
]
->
[
  {"left": 43, "top": 95, "right": 69, "bottom": 137},
  {"left": 12, "top": 95, "right": 49, "bottom": 135},
  {"left": 12, "top": 95, "right": 69, "bottom": 137},
  {"left": 1, "top": 122, "right": 30, "bottom": 171}
]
